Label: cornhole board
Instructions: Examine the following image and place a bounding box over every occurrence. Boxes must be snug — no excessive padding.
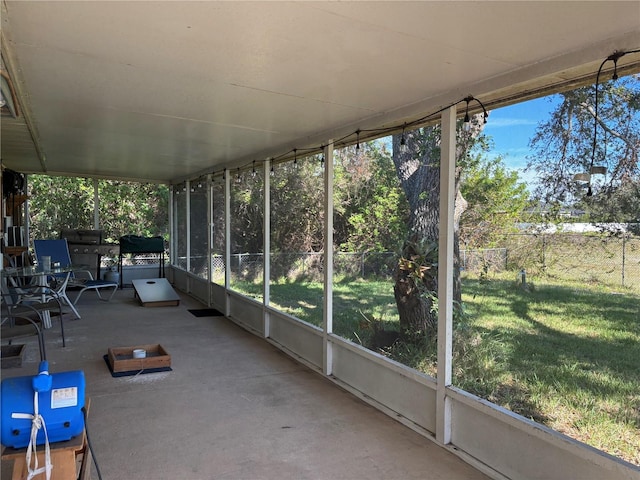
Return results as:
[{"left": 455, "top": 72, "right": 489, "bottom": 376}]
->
[{"left": 131, "top": 278, "right": 180, "bottom": 307}]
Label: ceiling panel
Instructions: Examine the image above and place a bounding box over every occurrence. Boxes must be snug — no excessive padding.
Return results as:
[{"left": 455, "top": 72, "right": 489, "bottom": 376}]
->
[{"left": 1, "top": 1, "right": 639, "bottom": 182}]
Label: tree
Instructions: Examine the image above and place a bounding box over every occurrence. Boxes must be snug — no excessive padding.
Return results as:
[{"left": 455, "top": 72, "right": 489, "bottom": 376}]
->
[
  {"left": 269, "top": 158, "right": 325, "bottom": 280},
  {"left": 579, "top": 177, "right": 640, "bottom": 230},
  {"left": 28, "top": 176, "right": 95, "bottom": 240},
  {"left": 97, "top": 180, "right": 169, "bottom": 242},
  {"left": 460, "top": 155, "right": 530, "bottom": 247},
  {"left": 270, "top": 158, "right": 325, "bottom": 254},
  {"left": 391, "top": 114, "right": 485, "bottom": 334},
  {"left": 334, "top": 142, "right": 408, "bottom": 253},
  {"left": 230, "top": 171, "right": 264, "bottom": 257},
  {"left": 527, "top": 75, "right": 640, "bottom": 214},
  {"left": 28, "top": 176, "right": 169, "bottom": 244}
]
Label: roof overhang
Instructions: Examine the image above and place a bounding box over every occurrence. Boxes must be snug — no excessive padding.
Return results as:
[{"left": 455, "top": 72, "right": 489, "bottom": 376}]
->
[{"left": 1, "top": 1, "right": 639, "bottom": 183}]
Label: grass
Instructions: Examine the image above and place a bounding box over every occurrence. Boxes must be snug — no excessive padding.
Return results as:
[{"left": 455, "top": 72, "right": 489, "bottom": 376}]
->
[
  {"left": 461, "top": 274, "right": 640, "bottom": 465},
  {"left": 503, "top": 234, "right": 640, "bottom": 296},
  {"left": 230, "top": 274, "right": 640, "bottom": 465}
]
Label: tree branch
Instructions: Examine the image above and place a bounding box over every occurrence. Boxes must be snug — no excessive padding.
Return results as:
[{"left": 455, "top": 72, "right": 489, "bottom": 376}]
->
[{"left": 579, "top": 101, "right": 639, "bottom": 156}]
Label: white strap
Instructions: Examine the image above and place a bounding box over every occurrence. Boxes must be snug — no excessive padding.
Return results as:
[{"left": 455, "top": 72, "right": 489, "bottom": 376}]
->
[{"left": 11, "top": 391, "right": 53, "bottom": 480}]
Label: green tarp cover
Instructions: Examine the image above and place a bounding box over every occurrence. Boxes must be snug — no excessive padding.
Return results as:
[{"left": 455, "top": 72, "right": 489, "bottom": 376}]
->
[{"left": 119, "top": 235, "right": 164, "bottom": 254}]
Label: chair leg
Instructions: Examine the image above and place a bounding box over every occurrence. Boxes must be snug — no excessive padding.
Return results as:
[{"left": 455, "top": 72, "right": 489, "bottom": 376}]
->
[
  {"left": 57, "top": 308, "right": 66, "bottom": 348},
  {"left": 106, "top": 285, "right": 117, "bottom": 301},
  {"left": 60, "top": 291, "right": 82, "bottom": 319},
  {"left": 74, "top": 288, "right": 84, "bottom": 304},
  {"left": 74, "top": 286, "right": 117, "bottom": 304},
  {"left": 41, "top": 297, "right": 66, "bottom": 348},
  {"left": 37, "top": 328, "right": 47, "bottom": 361},
  {"left": 100, "top": 285, "right": 118, "bottom": 301},
  {"left": 11, "top": 316, "right": 48, "bottom": 361}
]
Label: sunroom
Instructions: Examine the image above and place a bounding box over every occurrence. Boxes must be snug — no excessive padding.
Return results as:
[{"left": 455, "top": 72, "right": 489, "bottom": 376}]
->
[{"left": 1, "top": 2, "right": 639, "bottom": 479}]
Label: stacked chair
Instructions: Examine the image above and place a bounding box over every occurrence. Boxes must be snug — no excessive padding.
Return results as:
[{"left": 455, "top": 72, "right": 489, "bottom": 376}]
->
[{"left": 1, "top": 282, "right": 67, "bottom": 361}]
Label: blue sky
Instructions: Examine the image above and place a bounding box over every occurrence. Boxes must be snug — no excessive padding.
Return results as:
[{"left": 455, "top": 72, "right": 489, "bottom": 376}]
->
[{"left": 483, "top": 95, "right": 562, "bottom": 186}]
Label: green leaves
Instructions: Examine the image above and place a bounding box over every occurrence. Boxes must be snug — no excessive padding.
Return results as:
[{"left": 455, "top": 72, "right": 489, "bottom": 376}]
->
[
  {"left": 335, "top": 142, "right": 408, "bottom": 253},
  {"left": 28, "top": 176, "right": 168, "bottom": 243},
  {"left": 460, "top": 156, "right": 530, "bottom": 247}
]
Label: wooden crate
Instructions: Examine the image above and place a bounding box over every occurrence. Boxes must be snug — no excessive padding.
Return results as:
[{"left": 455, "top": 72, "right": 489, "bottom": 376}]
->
[{"left": 107, "top": 344, "right": 171, "bottom": 373}]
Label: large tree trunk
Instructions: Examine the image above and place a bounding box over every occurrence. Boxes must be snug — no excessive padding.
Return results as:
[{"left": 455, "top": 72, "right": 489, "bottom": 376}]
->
[
  {"left": 392, "top": 130, "right": 441, "bottom": 332},
  {"left": 392, "top": 122, "right": 474, "bottom": 335}
]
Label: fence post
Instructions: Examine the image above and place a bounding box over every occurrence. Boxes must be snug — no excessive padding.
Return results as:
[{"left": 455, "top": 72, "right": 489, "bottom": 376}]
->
[
  {"left": 622, "top": 235, "right": 626, "bottom": 287},
  {"left": 504, "top": 241, "right": 508, "bottom": 270}
]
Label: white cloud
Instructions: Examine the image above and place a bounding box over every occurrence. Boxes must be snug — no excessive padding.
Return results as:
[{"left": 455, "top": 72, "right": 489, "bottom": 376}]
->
[
  {"left": 503, "top": 147, "right": 530, "bottom": 155},
  {"left": 485, "top": 118, "right": 538, "bottom": 128}
]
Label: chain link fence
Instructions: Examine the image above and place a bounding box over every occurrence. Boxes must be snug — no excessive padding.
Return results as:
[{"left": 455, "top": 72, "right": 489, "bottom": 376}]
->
[
  {"left": 460, "top": 247, "right": 507, "bottom": 273},
  {"left": 215, "top": 252, "right": 397, "bottom": 283},
  {"left": 206, "top": 234, "right": 639, "bottom": 293},
  {"left": 493, "top": 233, "right": 639, "bottom": 293}
]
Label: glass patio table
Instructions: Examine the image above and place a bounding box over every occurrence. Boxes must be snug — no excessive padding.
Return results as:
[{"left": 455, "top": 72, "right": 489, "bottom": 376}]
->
[{"left": 1, "top": 264, "right": 85, "bottom": 328}]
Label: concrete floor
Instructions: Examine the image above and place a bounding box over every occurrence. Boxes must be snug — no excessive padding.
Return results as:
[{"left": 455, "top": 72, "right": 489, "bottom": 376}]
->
[{"left": 2, "top": 287, "right": 489, "bottom": 480}]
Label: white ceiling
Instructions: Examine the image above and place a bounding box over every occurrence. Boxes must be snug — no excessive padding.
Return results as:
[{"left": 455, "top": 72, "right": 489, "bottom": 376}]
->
[{"left": 1, "top": 1, "right": 639, "bottom": 183}]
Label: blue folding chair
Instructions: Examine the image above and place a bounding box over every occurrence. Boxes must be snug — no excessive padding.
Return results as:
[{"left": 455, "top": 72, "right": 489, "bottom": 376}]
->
[{"left": 34, "top": 239, "right": 118, "bottom": 318}]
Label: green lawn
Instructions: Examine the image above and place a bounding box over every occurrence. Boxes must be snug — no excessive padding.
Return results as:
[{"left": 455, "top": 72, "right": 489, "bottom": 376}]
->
[
  {"left": 231, "top": 275, "right": 640, "bottom": 465},
  {"left": 460, "top": 275, "right": 640, "bottom": 465}
]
